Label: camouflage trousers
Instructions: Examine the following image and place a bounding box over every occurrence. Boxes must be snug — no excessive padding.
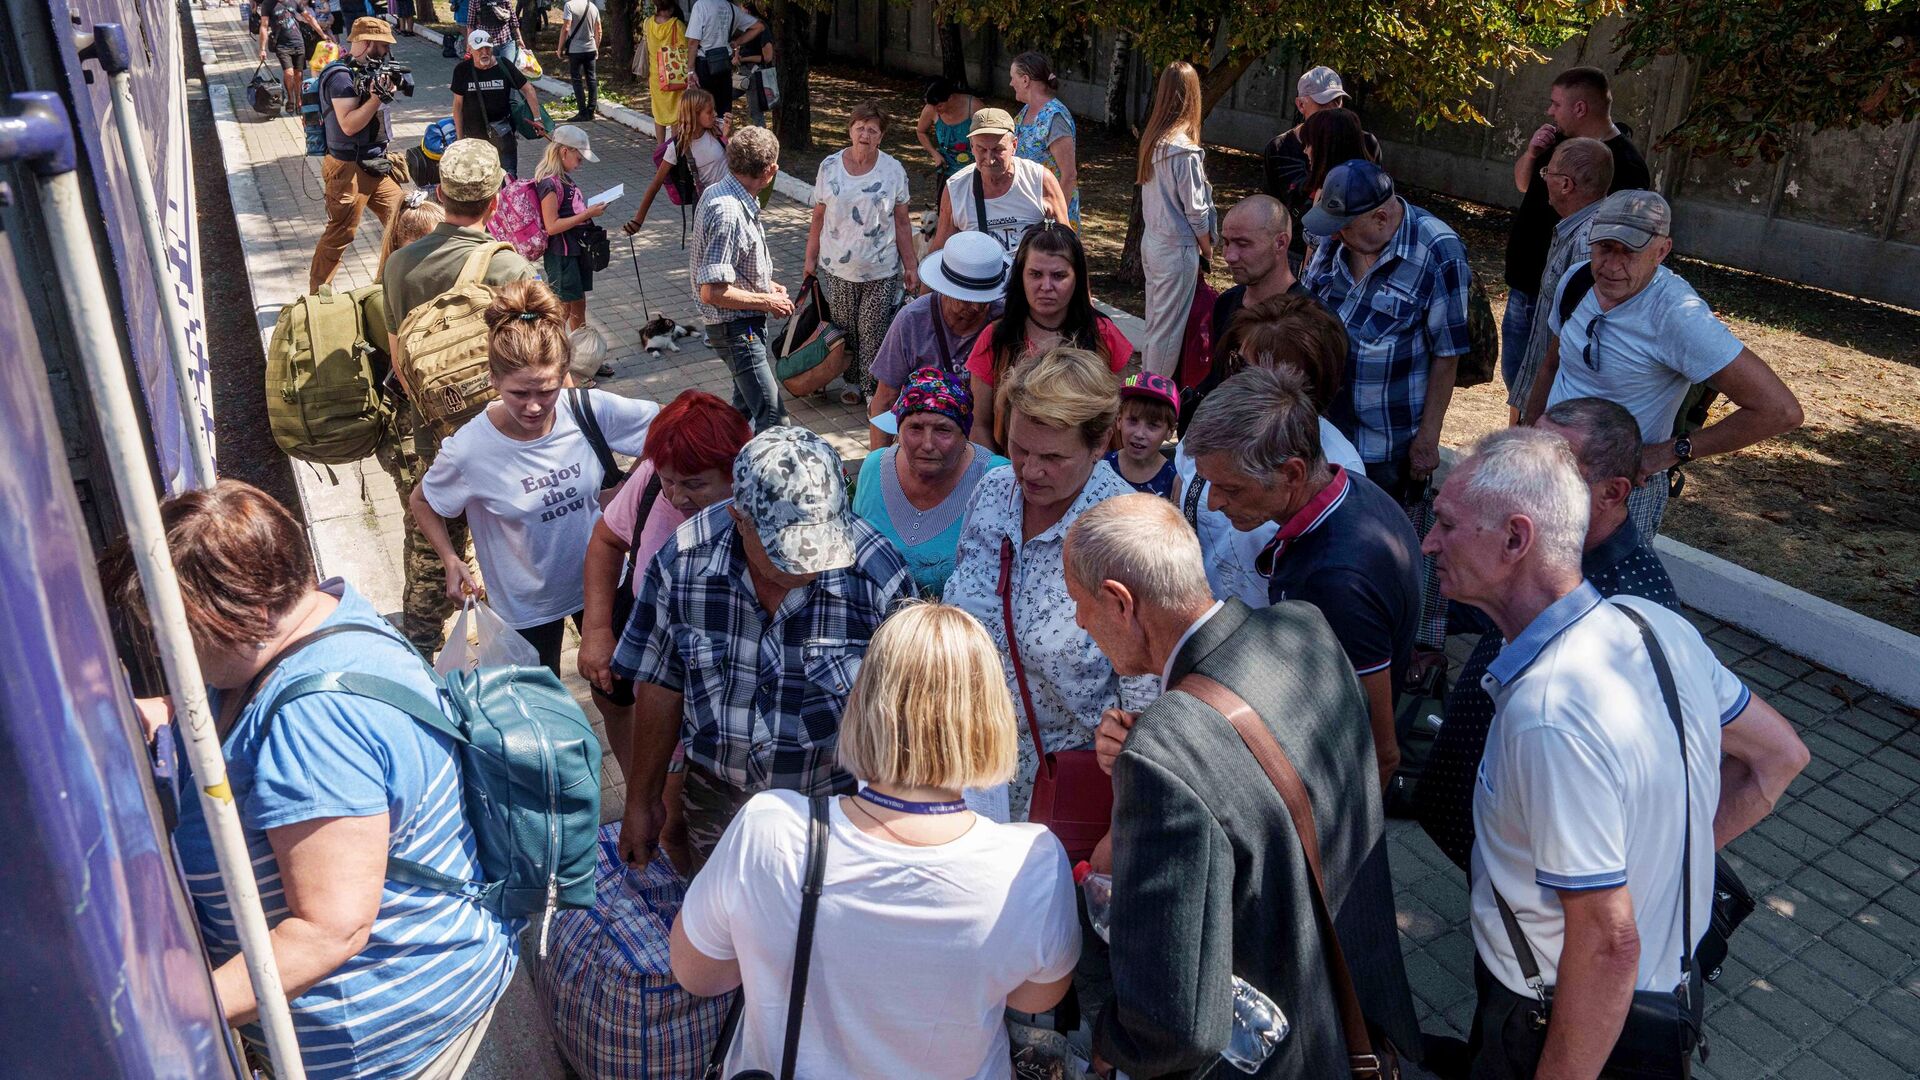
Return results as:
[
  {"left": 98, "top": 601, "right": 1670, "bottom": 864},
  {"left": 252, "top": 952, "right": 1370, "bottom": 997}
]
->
[
  {"left": 375, "top": 404, "right": 472, "bottom": 656},
  {"left": 680, "top": 763, "right": 759, "bottom": 880}
]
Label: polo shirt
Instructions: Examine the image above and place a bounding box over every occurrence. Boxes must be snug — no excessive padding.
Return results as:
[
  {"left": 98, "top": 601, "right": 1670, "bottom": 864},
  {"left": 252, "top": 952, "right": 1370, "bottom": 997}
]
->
[
  {"left": 1256, "top": 466, "right": 1420, "bottom": 688},
  {"left": 382, "top": 223, "right": 539, "bottom": 336},
  {"left": 1416, "top": 518, "right": 1679, "bottom": 869},
  {"left": 1545, "top": 262, "right": 1745, "bottom": 443},
  {"left": 1470, "top": 584, "right": 1750, "bottom": 999}
]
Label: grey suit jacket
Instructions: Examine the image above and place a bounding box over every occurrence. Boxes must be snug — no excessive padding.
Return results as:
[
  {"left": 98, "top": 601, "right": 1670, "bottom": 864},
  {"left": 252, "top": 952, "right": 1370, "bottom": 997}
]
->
[{"left": 1092, "top": 599, "right": 1421, "bottom": 1079}]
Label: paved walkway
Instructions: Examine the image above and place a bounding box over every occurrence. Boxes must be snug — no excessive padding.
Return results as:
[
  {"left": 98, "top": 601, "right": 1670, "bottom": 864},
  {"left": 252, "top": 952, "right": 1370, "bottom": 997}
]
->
[{"left": 190, "top": 9, "right": 1920, "bottom": 1078}]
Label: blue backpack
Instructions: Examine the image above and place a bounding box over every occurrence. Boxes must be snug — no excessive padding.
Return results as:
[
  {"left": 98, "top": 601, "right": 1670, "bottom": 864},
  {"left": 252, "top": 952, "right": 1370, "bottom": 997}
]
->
[{"left": 251, "top": 624, "right": 603, "bottom": 950}]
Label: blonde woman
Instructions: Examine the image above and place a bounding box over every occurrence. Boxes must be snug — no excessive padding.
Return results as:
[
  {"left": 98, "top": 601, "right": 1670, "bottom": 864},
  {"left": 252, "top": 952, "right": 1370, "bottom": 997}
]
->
[
  {"left": 410, "top": 281, "right": 658, "bottom": 675},
  {"left": 534, "top": 125, "right": 609, "bottom": 332},
  {"left": 943, "top": 348, "right": 1156, "bottom": 822},
  {"left": 671, "top": 603, "right": 1081, "bottom": 1078},
  {"left": 1136, "top": 60, "right": 1216, "bottom": 378}
]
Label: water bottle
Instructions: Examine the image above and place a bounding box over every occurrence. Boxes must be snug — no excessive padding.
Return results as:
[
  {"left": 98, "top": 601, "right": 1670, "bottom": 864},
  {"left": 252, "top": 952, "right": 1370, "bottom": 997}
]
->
[{"left": 1074, "top": 863, "right": 1289, "bottom": 1073}]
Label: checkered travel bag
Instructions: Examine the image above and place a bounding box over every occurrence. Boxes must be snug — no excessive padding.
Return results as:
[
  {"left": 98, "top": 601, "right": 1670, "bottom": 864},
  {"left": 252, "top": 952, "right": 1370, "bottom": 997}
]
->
[{"left": 532, "top": 824, "right": 732, "bottom": 1079}]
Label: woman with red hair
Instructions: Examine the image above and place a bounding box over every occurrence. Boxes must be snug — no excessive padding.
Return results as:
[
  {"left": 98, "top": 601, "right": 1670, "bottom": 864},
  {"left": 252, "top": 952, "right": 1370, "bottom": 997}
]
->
[{"left": 579, "top": 389, "right": 752, "bottom": 770}]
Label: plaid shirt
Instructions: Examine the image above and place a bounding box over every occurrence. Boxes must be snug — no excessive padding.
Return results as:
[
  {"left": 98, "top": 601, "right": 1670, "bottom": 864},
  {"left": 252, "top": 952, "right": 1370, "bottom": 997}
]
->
[
  {"left": 611, "top": 501, "right": 915, "bottom": 796},
  {"left": 690, "top": 174, "right": 773, "bottom": 325},
  {"left": 1305, "top": 198, "right": 1473, "bottom": 463}
]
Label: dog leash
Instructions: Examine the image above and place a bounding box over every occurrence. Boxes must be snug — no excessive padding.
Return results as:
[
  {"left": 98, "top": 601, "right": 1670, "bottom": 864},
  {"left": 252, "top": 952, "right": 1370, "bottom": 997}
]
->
[{"left": 628, "top": 232, "right": 651, "bottom": 315}]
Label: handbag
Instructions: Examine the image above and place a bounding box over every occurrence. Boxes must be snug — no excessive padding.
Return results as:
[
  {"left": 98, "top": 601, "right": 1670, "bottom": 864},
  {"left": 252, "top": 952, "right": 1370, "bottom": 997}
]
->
[
  {"left": 999, "top": 537, "right": 1112, "bottom": 863},
  {"left": 1490, "top": 604, "right": 1705, "bottom": 1079},
  {"left": 1695, "top": 855, "right": 1755, "bottom": 983},
  {"left": 657, "top": 42, "right": 690, "bottom": 92},
  {"left": 774, "top": 277, "right": 849, "bottom": 396},
  {"left": 578, "top": 220, "right": 612, "bottom": 272},
  {"left": 703, "top": 795, "right": 830, "bottom": 1080},
  {"left": 1178, "top": 674, "right": 1399, "bottom": 1079}
]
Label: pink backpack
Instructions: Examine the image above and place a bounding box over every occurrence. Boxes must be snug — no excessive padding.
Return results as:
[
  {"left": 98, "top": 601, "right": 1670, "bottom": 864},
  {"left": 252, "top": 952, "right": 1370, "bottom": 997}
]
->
[{"left": 486, "top": 177, "right": 548, "bottom": 260}]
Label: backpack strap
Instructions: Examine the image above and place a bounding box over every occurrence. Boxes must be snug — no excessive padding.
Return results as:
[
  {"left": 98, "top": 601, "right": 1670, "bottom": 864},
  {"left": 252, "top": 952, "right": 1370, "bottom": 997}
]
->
[
  {"left": 568, "top": 388, "right": 629, "bottom": 489},
  {"left": 455, "top": 240, "right": 510, "bottom": 287},
  {"left": 1557, "top": 261, "right": 1595, "bottom": 325}
]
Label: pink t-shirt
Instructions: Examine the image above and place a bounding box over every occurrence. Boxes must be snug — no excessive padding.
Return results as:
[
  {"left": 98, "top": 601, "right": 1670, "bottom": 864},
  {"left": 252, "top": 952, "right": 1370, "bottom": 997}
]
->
[
  {"left": 964, "top": 315, "right": 1135, "bottom": 384},
  {"left": 601, "top": 460, "right": 689, "bottom": 596}
]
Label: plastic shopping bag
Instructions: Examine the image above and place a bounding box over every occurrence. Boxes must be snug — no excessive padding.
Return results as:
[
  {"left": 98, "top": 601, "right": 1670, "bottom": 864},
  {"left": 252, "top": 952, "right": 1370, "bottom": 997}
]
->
[{"left": 435, "top": 597, "right": 541, "bottom": 675}]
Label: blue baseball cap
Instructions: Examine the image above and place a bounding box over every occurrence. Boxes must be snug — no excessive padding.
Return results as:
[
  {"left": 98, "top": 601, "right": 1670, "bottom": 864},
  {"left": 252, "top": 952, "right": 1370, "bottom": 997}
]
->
[{"left": 1302, "top": 160, "right": 1396, "bottom": 237}]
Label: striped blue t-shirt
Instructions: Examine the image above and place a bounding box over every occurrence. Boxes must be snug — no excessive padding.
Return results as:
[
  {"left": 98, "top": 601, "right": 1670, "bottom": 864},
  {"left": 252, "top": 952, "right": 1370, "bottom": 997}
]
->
[{"left": 173, "top": 581, "right": 516, "bottom": 1079}]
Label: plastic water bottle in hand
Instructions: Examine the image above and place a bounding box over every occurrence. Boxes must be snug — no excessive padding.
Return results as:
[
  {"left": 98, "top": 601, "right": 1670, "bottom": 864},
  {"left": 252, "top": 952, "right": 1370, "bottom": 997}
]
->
[{"left": 1075, "top": 863, "right": 1289, "bottom": 1074}]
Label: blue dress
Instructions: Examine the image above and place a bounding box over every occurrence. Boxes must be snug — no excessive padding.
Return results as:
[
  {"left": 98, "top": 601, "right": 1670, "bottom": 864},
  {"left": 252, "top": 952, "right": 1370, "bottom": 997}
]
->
[{"left": 854, "top": 446, "right": 1007, "bottom": 595}]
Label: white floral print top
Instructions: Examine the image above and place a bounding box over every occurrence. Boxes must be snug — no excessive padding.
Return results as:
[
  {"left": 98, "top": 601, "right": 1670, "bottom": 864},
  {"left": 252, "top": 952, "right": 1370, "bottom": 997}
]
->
[
  {"left": 811, "top": 149, "right": 910, "bottom": 283},
  {"left": 943, "top": 461, "right": 1159, "bottom": 821}
]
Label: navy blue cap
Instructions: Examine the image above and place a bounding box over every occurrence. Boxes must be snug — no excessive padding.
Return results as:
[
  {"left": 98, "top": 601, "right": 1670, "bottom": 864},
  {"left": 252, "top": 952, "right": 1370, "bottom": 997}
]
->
[{"left": 1302, "top": 159, "right": 1395, "bottom": 237}]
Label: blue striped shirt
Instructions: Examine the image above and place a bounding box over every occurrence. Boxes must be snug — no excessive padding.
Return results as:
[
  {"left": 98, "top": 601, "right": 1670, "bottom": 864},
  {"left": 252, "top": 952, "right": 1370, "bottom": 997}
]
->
[{"left": 173, "top": 581, "right": 515, "bottom": 1079}]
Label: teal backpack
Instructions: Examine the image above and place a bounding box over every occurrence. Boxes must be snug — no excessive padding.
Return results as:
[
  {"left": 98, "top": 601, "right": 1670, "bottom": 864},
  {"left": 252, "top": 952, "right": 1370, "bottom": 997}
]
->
[{"left": 250, "top": 625, "right": 602, "bottom": 951}]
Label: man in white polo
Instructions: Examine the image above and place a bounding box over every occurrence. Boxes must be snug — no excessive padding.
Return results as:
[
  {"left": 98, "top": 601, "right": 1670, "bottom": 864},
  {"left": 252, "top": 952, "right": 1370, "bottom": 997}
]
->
[
  {"left": 1521, "top": 189, "right": 1803, "bottom": 537},
  {"left": 1423, "top": 428, "right": 1808, "bottom": 1079}
]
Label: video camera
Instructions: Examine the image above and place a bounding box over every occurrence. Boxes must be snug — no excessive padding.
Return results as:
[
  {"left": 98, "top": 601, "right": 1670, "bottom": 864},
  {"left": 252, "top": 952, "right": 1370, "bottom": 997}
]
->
[{"left": 348, "top": 56, "right": 415, "bottom": 103}]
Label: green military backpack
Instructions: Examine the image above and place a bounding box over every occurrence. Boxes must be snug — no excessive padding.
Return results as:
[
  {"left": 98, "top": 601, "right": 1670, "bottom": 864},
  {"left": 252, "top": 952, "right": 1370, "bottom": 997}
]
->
[{"left": 266, "top": 284, "right": 392, "bottom": 467}]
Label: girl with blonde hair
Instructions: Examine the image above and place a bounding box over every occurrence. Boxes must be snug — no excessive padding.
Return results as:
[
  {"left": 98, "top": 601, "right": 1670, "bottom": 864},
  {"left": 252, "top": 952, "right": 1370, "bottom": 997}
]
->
[
  {"left": 535, "top": 126, "right": 609, "bottom": 334},
  {"left": 670, "top": 602, "right": 1081, "bottom": 1078},
  {"left": 409, "top": 280, "right": 659, "bottom": 674},
  {"left": 624, "top": 86, "right": 728, "bottom": 235},
  {"left": 374, "top": 189, "right": 445, "bottom": 280},
  {"left": 1135, "top": 60, "right": 1217, "bottom": 378}
]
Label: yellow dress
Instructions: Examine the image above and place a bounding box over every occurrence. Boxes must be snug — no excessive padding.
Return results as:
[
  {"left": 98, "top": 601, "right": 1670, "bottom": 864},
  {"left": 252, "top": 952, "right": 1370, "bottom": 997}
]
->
[{"left": 644, "top": 16, "right": 689, "bottom": 127}]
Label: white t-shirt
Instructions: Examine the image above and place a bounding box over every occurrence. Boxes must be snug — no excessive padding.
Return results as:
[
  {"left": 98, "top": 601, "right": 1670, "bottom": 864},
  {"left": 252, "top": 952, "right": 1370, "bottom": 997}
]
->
[
  {"left": 685, "top": 0, "right": 754, "bottom": 49},
  {"left": 945, "top": 158, "right": 1052, "bottom": 253},
  {"left": 664, "top": 132, "right": 730, "bottom": 191},
  {"left": 811, "top": 150, "right": 910, "bottom": 282},
  {"left": 680, "top": 790, "right": 1082, "bottom": 1079},
  {"left": 421, "top": 390, "right": 658, "bottom": 628},
  {"left": 1173, "top": 422, "right": 1365, "bottom": 608},
  {"left": 1544, "top": 263, "right": 1745, "bottom": 442},
  {"left": 1471, "top": 590, "right": 1751, "bottom": 999},
  {"left": 561, "top": 0, "right": 601, "bottom": 54}
]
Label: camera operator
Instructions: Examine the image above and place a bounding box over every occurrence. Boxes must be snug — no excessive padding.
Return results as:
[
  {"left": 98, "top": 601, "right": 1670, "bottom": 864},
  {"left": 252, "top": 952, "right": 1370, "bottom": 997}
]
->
[
  {"left": 308, "top": 17, "right": 406, "bottom": 294},
  {"left": 452, "top": 30, "right": 548, "bottom": 179}
]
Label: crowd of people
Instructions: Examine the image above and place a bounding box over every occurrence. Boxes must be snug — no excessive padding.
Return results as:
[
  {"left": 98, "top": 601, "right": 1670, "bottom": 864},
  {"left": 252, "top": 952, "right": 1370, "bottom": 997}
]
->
[{"left": 179, "top": 13, "right": 1830, "bottom": 1079}]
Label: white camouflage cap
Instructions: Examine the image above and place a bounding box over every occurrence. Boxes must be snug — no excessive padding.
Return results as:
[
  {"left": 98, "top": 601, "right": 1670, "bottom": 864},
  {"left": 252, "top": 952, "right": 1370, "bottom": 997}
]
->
[{"left": 732, "top": 426, "right": 857, "bottom": 575}]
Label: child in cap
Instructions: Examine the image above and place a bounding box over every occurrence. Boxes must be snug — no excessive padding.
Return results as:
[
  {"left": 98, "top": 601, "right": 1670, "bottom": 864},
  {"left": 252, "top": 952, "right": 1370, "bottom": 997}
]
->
[{"left": 1104, "top": 372, "right": 1179, "bottom": 499}]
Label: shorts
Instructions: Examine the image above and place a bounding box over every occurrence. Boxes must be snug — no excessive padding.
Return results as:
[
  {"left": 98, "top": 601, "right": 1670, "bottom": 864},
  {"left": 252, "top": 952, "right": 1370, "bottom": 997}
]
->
[
  {"left": 543, "top": 249, "right": 593, "bottom": 302},
  {"left": 273, "top": 45, "right": 304, "bottom": 75}
]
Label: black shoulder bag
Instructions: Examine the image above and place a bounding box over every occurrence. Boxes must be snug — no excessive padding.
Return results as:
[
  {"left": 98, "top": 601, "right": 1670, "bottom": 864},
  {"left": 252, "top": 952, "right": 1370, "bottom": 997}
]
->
[
  {"left": 1492, "top": 603, "right": 1706, "bottom": 1078},
  {"left": 569, "top": 388, "right": 630, "bottom": 498},
  {"left": 703, "top": 795, "right": 830, "bottom": 1080}
]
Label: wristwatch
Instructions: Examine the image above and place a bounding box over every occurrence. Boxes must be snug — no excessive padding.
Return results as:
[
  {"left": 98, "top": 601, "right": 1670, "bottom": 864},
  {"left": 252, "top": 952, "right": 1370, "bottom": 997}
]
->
[{"left": 1673, "top": 436, "right": 1693, "bottom": 464}]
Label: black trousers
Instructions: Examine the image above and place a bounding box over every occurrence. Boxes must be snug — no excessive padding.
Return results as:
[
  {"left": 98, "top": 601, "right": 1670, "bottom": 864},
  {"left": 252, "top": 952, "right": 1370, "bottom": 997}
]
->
[
  {"left": 567, "top": 52, "right": 597, "bottom": 115},
  {"left": 518, "top": 610, "right": 584, "bottom": 678}
]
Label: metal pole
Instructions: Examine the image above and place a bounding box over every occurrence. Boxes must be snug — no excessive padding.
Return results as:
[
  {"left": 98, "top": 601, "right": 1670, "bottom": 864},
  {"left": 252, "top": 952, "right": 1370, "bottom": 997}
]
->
[
  {"left": 91, "top": 22, "right": 218, "bottom": 487},
  {"left": 3, "top": 91, "right": 309, "bottom": 1080}
]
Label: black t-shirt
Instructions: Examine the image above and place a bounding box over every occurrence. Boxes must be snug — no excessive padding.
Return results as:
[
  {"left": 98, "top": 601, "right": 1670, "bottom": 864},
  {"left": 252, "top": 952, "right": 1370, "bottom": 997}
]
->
[
  {"left": 1263, "top": 124, "right": 1383, "bottom": 257},
  {"left": 1260, "top": 469, "right": 1420, "bottom": 691},
  {"left": 451, "top": 58, "right": 528, "bottom": 125},
  {"left": 262, "top": 0, "right": 308, "bottom": 51},
  {"left": 1178, "top": 279, "right": 1314, "bottom": 432},
  {"left": 1503, "top": 126, "right": 1651, "bottom": 292}
]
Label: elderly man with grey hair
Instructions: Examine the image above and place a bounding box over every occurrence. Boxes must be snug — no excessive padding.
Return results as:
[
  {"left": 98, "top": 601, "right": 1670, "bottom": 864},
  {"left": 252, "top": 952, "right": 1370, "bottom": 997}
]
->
[
  {"left": 1065, "top": 493, "right": 1419, "bottom": 1079},
  {"left": 692, "top": 124, "right": 793, "bottom": 432},
  {"left": 1423, "top": 428, "right": 1807, "bottom": 1079},
  {"left": 1184, "top": 366, "right": 1421, "bottom": 793},
  {"left": 1506, "top": 137, "right": 1614, "bottom": 422}
]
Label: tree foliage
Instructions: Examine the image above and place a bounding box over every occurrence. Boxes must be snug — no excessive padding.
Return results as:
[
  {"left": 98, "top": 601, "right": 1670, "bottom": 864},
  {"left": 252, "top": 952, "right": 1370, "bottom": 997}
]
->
[{"left": 1616, "top": 0, "right": 1920, "bottom": 165}]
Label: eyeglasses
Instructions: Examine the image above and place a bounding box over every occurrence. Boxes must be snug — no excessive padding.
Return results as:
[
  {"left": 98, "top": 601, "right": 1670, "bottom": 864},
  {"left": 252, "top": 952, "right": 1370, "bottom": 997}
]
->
[{"left": 1581, "top": 314, "right": 1605, "bottom": 372}]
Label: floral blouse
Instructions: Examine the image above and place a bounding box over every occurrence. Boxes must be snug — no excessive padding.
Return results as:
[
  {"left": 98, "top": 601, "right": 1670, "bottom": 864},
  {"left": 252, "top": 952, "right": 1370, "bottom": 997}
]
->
[{"left": 943, "top": 461, "right": 1158, "bottom": 821}]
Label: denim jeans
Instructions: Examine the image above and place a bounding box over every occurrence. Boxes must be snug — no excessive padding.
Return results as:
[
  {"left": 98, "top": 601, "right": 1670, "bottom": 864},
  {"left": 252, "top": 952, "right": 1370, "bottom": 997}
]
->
[
  {"left": 708, "top": 317, "right": 785, "bottom": 431},
  {"left": 1501, "top": 288, "right": 1536, "bottom": 391},
  {"left": 567, "top": 53, "right": 597, "bottom": 115}
]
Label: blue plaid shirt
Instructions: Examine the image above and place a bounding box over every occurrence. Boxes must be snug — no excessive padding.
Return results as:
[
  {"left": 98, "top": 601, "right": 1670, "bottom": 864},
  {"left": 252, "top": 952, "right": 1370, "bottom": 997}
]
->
[
  {"left": 690, "top": 174, "right": 774, "bottom": 325},
  {"left": 611, "top": 501, "right": 915, "bottom": 796},
  {"left": 1305, "top": 198, "right": 1473, "bottom": 463}
]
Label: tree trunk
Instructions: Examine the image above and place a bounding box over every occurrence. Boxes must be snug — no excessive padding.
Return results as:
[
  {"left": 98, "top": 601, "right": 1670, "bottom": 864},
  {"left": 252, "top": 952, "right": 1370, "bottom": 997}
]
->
[
  {"left": 938, "top": 20, "right": 967, "bottom": 89},
  {"left": 978, "top": 23, "right": 999, "bottom": 100},
  {"left": 1117, "top": 50, "right": 1256, "bottom": 286},
  {"left": 1102, "top": 30, "right": 1132, "bottom": 135},
  {"left": 417, "top": 0, "right": 438, "bottom": 25},
  {"left": 604, "top": 0, "right": 637, "bottom": 78},
  {"left": 772, "top": 0, "right": 813, "bottom": 152}
]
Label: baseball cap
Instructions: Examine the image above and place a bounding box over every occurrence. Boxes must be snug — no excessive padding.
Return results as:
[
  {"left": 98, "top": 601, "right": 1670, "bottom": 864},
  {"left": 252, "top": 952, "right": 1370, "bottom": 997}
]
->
[
  {"left": 1588, "top": 189, "right": 1673, "bottom": 251},
  {"left": 871, "top": 367, "right": 973, "bottom": 436},
  {"left": 350, "top": 16, "right": 396, "bottom": 44},
  {"left": 437, "top": 138, "right": 506, "bottom": 203},
  {"left": 1297, "top": 66, "right": 1348, "bottom": 105},
  {"left": 549, "top": 124, "right": 599, "bottom": 163},
  {"left": 467, "top": 28, "right": 495, "bottom": 50},
  {"left": 969, "top": 107, "right": 1017, "bottom": 139},
  {"left": 1302, "top": 160, "right": 1395, "bottom": 237},
  {"left": 733, "top": 427, "right": 859, "bottom": 576},
  {"left": 1119, "top": 372, "right": 1180, "bottom": 416}
]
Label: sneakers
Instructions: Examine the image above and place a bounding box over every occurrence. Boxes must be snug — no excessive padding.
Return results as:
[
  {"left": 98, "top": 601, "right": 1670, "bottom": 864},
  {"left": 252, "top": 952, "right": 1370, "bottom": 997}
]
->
[{"left": 564, "top": 112, "right": 596, "bottom": 123}]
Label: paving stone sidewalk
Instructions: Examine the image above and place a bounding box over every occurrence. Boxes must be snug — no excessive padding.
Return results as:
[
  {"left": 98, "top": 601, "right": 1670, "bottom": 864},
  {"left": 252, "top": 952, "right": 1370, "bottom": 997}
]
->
[{"left": 192, "top": 9, "right": 1920, "bottom": 1077}]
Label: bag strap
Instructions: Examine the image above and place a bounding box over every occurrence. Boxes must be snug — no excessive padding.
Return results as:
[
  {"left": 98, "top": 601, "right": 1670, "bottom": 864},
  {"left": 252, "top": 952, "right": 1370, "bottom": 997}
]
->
[
  {"left": 1557, "top": 261, "right": 1595, "bottom": 325},
  {"left": 778, "top": 794, "right": 830, "bottom": 1078},
  {"left": 1181, "top": 466, "right": 1206, "bottom": 529},
  {"left": 564, "top": 2, "right": 591, "bottom": 53},
  {"left": 619, "top": 472, "right": 666, "bottom": 588},
  {"left": 568, "top": 388, "right": 629, "bottom": 488},
  {"left": 971, "top": 167, "right": 992, "bottom": 248},
  {"left": 454, "top": 240, "right": 508, "bottom": 288},
  {"left": 998, "top": 537, "right": 1053, "bottom": 780},
  {"left": 1177, "top": 673, "right": 1382, "bottom": 1077}
]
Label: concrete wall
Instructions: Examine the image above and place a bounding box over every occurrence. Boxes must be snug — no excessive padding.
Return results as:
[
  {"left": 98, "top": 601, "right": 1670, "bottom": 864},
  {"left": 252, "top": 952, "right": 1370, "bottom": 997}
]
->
[{"left": 820, "top": 4, "right": 1920, "bottom": 310}]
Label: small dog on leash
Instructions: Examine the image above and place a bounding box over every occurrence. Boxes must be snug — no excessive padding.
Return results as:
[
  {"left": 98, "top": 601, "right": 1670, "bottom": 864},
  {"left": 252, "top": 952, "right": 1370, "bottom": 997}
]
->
[{"left": 640, "top": 314, "right": 701, "bottom": 357}]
